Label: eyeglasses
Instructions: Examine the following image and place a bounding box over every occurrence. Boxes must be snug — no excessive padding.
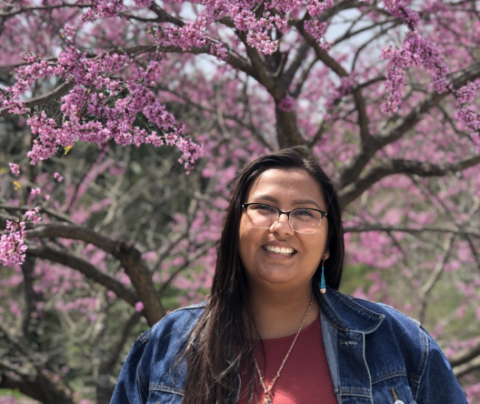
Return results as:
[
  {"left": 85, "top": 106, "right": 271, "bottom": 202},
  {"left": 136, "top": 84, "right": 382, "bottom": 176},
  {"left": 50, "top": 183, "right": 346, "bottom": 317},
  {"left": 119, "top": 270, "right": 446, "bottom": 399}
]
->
[{"left": 242, "top": 203, "right": 327, "bottom": 234}]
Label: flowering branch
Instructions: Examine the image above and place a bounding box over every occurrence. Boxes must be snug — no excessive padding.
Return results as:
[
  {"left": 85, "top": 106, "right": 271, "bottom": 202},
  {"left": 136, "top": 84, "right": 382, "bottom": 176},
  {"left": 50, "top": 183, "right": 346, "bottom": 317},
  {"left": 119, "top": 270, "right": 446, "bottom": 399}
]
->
[
  {"left": 338, "top": 154, "right": 480, "bottom": 208},
  {"left": 26, "top": 245, "right": 140, "bottom": 308}
]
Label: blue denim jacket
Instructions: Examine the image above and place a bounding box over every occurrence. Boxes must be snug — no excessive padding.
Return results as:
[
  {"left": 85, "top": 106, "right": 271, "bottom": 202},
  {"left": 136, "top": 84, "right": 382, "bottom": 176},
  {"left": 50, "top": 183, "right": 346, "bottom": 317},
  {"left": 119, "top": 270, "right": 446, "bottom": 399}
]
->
[{"left": 110, "top": 287, "right": 468, "bottom": 404}]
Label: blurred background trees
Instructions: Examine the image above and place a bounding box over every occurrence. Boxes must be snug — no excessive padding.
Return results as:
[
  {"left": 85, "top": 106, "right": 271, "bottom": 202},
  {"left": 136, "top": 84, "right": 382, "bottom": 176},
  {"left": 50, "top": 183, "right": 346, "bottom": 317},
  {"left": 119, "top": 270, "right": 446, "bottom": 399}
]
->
[{"left": 1, "top": 0, "right": 480, "bottom": 402}]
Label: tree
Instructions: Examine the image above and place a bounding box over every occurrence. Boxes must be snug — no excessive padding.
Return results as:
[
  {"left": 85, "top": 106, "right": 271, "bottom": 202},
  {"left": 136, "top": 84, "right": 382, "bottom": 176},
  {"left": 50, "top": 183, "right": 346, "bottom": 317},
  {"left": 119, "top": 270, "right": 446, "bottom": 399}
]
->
[{"left": 1, "top": 0, "right": 480, "bottom": 402}]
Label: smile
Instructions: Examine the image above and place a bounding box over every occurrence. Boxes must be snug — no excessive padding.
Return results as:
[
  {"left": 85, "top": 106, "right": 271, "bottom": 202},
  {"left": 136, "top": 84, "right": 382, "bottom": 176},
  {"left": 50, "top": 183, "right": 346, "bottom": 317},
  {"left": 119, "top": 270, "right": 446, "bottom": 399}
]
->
[{"left": 263, "top": 245, "right": 297, "bottom": 256}]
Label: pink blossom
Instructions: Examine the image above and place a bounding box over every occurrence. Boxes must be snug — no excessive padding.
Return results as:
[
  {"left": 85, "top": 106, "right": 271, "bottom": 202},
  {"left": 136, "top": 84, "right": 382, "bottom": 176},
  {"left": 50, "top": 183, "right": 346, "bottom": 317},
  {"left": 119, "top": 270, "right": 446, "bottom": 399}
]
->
[
  {"left": 25, "top": 207, "right": 41, "bottom": 225},
  {"left": 9, "top": 163, "right": 20, "bottom": 176},
  {"left": 304, "top": 20, "right": 328, "bottom": 48},
  {"left": 382, "top": 32, "right": 448, "bottom": 113},
  {"left": 135, "top": 301, "right": 144, "bottom": 312},
  {"left": 0, "top": 221, "right": 27, "bottom": 266},
  {"left": 133, "top": 0, "right": 152, "bottom": 6},
  {"left": 384, "top": 0, "right": 420, "bottom": 29},
  {"left": 54, "top": 172, "right": 63, "bottom": 182},
  {"left": 278, "top": 95, "right": 295, "bottom": 112}
]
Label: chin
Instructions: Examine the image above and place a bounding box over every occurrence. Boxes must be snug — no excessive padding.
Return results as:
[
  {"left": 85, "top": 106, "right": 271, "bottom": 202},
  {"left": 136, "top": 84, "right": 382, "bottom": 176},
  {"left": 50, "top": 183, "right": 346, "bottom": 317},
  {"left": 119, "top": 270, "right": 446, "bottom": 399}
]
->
[{"left": 257, "top": 268, "right": 294, "bottom": 284}]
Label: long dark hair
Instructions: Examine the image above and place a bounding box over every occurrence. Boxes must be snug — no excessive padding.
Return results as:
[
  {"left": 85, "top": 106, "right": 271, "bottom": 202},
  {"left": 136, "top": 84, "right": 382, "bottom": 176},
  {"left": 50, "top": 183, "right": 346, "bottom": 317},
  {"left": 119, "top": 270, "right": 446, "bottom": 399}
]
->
[{"left": 181, "top": 148, "right": 344, "bottom": 404}]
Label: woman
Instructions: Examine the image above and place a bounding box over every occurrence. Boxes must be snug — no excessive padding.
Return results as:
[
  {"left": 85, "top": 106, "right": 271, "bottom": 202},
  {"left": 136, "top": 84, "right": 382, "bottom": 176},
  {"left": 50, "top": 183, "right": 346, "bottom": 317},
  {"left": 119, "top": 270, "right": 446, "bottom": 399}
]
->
[{"left": 111, "top": 149, "right": 467, "bottom": 404}]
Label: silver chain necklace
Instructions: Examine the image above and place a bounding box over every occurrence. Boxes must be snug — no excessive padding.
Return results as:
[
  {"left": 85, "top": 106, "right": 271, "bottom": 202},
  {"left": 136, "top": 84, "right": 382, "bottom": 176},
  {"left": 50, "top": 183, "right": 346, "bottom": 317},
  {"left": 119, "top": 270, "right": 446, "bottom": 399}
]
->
[{"left": 246, "top": 293, "right": 314, "bottom": 404}]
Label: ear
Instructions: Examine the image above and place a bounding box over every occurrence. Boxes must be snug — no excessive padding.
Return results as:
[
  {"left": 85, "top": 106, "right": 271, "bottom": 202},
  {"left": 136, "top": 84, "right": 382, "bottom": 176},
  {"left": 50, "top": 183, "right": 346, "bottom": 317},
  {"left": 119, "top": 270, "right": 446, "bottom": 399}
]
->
[{"left": 323, "top": 247, "right": 330, "bottom": 261}]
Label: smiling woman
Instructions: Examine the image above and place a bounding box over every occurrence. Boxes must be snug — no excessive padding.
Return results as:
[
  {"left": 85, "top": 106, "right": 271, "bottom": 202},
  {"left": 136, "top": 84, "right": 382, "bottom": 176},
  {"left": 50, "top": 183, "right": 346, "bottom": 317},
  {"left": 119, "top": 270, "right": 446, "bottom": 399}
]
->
[{"left": 110, "top": 149, "right": 467, "bottom": 404}]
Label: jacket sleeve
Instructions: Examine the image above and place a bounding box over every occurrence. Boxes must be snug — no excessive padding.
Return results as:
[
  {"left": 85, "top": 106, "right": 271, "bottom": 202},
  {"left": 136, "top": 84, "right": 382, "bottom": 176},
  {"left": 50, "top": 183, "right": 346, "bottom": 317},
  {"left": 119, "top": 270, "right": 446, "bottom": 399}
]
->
[
  {"left": 415, "top": 328, "right": 468, "bottom": 404},
  {"left": 110, "top": 336, "right": 149, "bottom": 404}
]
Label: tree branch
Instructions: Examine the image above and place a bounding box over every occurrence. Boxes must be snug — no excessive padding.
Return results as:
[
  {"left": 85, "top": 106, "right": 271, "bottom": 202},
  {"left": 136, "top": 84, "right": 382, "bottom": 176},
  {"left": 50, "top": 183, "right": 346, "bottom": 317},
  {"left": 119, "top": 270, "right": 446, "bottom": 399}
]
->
[
  {"left": 27, "top": 223, "right": 118, "bottom": 254},
  {"left": 114, "top": 242, "right": 165, "bottom": 325},
  {"left": 343, "top": 224, "right": 480, "bottom": 238},
  {"left": 101, "top": 312, "right": 141, "bottom": 375},
  {"left": 338, "top": 154, "right": 480, "bottom": 209},
  {"left": 284, "top": 39, "right": 311, "bottom": 88},
  {"left": 0, "top": 81, "right": 74, "bottom": 117},
  {"left": 450, "top": 340, "right": 480, "bottom": 368},
  {"left": 0, "top": 44, "right": 254, "bottom": 118},
  {"left": 292, "top": 19, "right": 370, "bottom": 144},
  {"left": 27, "top": 222, "right": 164, "bottom": 324},
  {"left": 0, "top": 366, "right": 74, "bottom": 404},
  {"left": 0, "top": 323, "right": 75, "bottom": 404},
  {"left": 275, "top": 106, "right": 306, "bottom": 148},
  {"left": 418, "top": 234, "right": 454, "bottom": 323},
  {"left": 159, "top": 240, "right": 216, "bottom": 294},
  {"left": 26, "top": 245, "right": 140, "bottom": 308},
  {"left": 338, "top": 63, "right": 480, "bottom": 189},
  {"left": 292, "top": 56, "right": 319, "bottom": 98},
  {"left": 0, "top": 3, "right": 92, "bottom": 18},
  {"left": 452, "top": 356, "right": 480, "bottom": 378},
  {"left": 237, "top": 32, "right": 276, "bottom": 94},
  {"left": 95, "top": 311, "right": 141, "bottom": 404},
  {"left": 149, "top": 1, "right": 184, "bottom": 26},
  {"left": 160, "top": 45, "right": 255, "bottom": 78},
  {"left": 20, "top": 255, "right": 36, "bottom": 336}
]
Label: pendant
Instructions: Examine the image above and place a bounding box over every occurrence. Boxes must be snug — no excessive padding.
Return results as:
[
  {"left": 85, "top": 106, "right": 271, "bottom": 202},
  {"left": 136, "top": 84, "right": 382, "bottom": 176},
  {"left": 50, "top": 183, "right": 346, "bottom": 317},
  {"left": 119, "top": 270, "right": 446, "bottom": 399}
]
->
[{"left": 264, "top": 393, "right": 273, "bottom": 404}]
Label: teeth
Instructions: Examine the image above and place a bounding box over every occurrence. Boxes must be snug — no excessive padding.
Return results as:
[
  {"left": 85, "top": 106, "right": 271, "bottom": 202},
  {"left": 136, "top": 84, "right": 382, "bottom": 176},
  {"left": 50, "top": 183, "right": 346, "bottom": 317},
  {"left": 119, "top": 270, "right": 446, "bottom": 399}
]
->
[{"left": 264, "top": 245, "right": 295, "bottom": 255}]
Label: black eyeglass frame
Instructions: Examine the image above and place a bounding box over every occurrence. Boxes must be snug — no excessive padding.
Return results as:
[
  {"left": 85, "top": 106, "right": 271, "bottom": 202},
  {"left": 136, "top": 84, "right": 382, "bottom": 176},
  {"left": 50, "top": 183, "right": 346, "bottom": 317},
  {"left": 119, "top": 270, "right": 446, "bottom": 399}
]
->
[{"left": 241, "top": 203, "right": 328, "bottom": 234}]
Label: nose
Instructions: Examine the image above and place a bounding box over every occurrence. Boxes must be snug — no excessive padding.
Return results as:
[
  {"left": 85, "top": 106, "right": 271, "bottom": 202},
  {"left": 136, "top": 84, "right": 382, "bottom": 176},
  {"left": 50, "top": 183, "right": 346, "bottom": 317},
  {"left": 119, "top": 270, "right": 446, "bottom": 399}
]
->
[{"left": 270, "top": 212, "right": 292, "bottom": 234}]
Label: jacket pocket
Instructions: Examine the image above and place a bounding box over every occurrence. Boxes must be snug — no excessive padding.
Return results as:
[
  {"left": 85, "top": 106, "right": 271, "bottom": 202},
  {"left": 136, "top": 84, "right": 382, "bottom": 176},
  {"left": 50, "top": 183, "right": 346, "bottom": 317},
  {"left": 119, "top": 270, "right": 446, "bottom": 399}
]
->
[
  {"left": 147, "top": 385, "right": 184, "bottom": 404},
  {"left": 371, "top": 372, "right": 415, "bottom": 404}
]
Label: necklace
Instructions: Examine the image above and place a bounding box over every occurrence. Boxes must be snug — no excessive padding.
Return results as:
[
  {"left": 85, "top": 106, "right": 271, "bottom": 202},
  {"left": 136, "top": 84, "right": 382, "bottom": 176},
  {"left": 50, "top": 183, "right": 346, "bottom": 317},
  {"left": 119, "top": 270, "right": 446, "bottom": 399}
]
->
[{"left": 246, "top": 293, "right": 314, "bottom": 404}]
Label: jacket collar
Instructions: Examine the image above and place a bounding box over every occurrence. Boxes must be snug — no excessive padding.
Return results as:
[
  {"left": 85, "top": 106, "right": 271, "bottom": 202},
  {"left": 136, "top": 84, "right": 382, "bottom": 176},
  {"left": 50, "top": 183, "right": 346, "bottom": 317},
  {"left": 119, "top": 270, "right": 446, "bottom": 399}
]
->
[{"left": 317, "top": 283, "right": 385, "bottom": 334}]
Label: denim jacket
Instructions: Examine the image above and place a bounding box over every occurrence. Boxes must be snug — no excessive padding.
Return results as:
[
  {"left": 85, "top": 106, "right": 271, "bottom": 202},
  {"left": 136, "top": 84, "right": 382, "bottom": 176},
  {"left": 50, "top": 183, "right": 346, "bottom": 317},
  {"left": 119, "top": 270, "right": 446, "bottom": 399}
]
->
[{"left": 110, "top": 286, "right": 468, "bottom": 404}]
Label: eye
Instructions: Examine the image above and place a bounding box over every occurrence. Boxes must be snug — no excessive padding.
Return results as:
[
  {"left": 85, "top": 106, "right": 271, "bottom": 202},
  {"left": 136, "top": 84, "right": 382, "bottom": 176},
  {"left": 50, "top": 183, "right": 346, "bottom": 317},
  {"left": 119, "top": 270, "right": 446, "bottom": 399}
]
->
[
  {"left": 253, "top": 204, "right": 276, "bottom": 213},
  {"left": 293, "top": 209, "right": 314, "bottom": 217}
]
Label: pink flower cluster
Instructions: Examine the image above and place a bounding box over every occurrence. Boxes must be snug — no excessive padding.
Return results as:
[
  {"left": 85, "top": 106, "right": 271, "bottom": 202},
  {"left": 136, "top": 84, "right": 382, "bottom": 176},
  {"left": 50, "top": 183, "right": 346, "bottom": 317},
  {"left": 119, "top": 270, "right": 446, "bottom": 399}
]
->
[
  {"left": 202, "top": 0, "right": 334, "bottom": 55},
  {"left": 0, "top": 221, "right": 27, "bottom": 266},
  {"left": 455, "top": 81, "right": 480, "bottom": 147},
  {"left": 151, "top": 20, "right": 208, "bottom": 52},
  {"left": 384, "top": 0, "right": 420, "bottom": 30},
  {"left": 382, "top": 32, "right": 448, "bottom": 113},
  {"left": 25, "top": 207, "right": 41, "bottom": 225},
  {"left": 135, "top": 301, "right": 144, "bottom": 312},
  {"left": 306, "top": 0, "right": 333, "bottom": 17},
  {"left": 326, "top": 76, "right": 355, "bottom": 112},
  {"left": 0, "top": 208, "right": 41, "bottom": 266},
  {"left": 9, "top": 163, "right": 20, "bottom": 176},
  {"left": 304, "top": 20, "right": 329, "bottom": 49},
  {"left": 3, "top": 47, "right": 202, "bottom": 171},
  {"left": 133, "top": 0, "right": 153, "bottom": 6},
  {"left": 278, "top": 95, "right": 295, "bottom": 112},
  {"left": 83, "top": 0, "right": 124, "bottom": 22}
]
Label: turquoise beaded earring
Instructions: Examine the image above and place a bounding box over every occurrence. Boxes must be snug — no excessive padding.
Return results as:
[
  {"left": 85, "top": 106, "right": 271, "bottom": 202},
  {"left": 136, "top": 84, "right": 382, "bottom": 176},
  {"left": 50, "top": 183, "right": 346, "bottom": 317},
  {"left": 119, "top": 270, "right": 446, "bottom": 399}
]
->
[{"left": 320, "top": 259, "right": 326, "bottom": 294}]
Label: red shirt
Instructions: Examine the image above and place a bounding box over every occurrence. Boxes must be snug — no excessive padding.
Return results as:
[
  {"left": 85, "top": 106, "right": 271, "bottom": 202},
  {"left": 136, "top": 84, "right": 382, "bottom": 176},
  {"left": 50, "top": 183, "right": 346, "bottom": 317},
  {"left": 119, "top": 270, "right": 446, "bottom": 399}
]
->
[{"left": 237, "top": 318, "right": 337, "bottom": 404}]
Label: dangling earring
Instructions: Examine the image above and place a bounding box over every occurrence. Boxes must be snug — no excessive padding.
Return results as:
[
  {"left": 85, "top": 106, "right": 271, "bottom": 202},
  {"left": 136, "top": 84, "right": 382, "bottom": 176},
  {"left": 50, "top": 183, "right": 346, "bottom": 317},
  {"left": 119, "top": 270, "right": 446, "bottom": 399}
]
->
[{"left": 320, "top": 259, "right": 326, "bottom": 294}]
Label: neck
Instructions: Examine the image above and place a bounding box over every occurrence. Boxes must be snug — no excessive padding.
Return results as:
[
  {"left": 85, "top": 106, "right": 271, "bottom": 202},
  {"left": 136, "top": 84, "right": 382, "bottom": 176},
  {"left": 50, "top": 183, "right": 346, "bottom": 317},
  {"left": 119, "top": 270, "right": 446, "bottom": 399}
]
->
[{"left": 245, "top": 281, "right": 320, "bottom": 340}]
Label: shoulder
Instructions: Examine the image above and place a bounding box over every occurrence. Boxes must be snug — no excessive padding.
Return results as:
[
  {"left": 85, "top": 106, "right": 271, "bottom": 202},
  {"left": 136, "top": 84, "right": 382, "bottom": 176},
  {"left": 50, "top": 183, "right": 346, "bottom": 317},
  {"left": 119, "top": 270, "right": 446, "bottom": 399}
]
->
[
  {"left": 137, "top": 301, "right": 207, "bottom": 347},
  {"left": 111, "top": 302, "right": 207, "bottom": 402},
  {"left": 345, "top": 296, "right": 466, "bottom": 401},
  {"left": 134, "top": 302, "right": 207, "bottom": 395},
  {"left": 349, "top": 296, "right": 422, "bottom": 329},
  {"left": 348, "top": 296, "right": 434, "bottom": 379},
  {"left": 346, "top": 295, "right": 428, "bottom": 361}
]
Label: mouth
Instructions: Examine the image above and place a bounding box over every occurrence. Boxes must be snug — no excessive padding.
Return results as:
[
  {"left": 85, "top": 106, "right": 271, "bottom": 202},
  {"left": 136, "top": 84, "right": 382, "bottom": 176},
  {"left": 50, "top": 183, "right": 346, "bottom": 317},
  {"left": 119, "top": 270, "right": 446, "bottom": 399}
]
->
[{"left": 262, "top": 245, "right": 297, "bottom": 257}]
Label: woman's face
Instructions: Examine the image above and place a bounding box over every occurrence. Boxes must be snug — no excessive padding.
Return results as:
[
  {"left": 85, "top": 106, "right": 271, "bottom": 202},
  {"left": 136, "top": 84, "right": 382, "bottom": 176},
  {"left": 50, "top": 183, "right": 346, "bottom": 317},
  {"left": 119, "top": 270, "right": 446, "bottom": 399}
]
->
[{"left": 239, "top": 168, "right": 330, "bottom": 291}]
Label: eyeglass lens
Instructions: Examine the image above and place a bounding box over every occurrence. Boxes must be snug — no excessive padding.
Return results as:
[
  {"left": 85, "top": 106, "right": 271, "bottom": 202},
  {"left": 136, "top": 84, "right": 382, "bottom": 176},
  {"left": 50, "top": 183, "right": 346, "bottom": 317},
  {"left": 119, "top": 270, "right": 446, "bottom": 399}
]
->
[{"left": 245, "top": 204, "right": 322, "bottom": 234}]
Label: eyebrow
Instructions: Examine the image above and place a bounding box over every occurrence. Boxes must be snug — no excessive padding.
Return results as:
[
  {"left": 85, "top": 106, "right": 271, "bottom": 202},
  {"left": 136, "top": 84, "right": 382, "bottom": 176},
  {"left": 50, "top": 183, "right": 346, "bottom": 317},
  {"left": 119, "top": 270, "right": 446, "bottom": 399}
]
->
[{"left": 253, "top": 195, "right": 322, "bottom": 209}]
